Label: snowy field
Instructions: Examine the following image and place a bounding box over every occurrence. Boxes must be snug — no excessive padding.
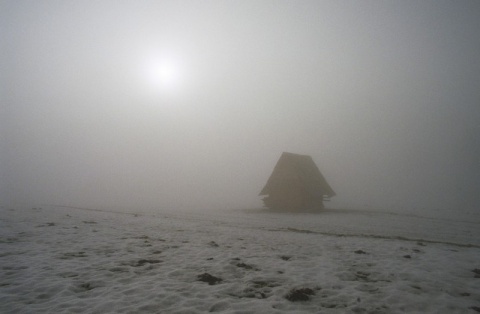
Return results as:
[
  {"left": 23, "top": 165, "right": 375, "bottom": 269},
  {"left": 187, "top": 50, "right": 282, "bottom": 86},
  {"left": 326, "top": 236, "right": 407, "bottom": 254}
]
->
[{"left": 1, "top": 205, "right": 479, "bottom": 313}]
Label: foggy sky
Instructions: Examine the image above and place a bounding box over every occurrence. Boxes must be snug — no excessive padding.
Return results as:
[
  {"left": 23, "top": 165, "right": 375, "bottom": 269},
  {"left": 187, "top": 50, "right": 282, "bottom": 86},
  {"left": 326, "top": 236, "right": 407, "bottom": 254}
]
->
[{"left": 2, "top": 1, "right": 480, "bottom": 212}]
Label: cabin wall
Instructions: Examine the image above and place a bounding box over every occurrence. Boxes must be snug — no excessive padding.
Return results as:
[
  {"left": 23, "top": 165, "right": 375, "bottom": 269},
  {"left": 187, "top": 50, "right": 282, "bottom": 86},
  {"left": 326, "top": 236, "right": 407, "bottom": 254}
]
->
[{"left": 263, "top": 185, "right": 324, "bottom": 210}]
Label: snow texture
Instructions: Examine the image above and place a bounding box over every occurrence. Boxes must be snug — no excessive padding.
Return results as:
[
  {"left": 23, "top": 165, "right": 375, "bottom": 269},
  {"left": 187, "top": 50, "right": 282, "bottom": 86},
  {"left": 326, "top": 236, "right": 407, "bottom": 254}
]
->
[{"left": 1, "top": 206, "right": 479, "bottom": 313}]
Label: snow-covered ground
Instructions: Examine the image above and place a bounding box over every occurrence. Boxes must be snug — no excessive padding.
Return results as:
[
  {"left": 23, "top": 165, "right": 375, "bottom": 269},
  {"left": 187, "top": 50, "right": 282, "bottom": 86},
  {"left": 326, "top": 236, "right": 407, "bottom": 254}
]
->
[{"left": 1, "top": 205, "right": 479, "bottom": 313}]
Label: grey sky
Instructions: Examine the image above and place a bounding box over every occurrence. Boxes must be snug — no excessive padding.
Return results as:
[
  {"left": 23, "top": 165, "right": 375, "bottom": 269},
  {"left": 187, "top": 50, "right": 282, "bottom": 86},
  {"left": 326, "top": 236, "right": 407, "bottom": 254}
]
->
[{"left": 2, "top": 0, "right": 479, "bottom": 212}]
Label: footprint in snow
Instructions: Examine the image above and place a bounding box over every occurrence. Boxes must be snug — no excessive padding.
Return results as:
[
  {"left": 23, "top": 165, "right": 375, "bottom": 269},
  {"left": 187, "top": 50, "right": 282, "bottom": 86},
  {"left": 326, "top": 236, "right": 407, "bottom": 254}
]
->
[
  {"left": 236, "top": 262, "right": 260, "bottom": 271},
  {"left": 35, "top": 223, "right": 56, "bottom": 227},
  {"left": 285, "top": 287, "right": 316, "bottom": 302},
  {"left": 197, "top": 273, "right": 223, "bottom": 285},
  {"left": 132, "top": 259, "right": 161, "bottom": 267},
  {"left": 59, "top": 252, "right": 88, "bottom": 259},
  {"left": 354, "top": 250, "right": 367, "bottom": 254},
  {"left": 473, "top": 268, "right": 480, "bottom": 278},
  {"left": 79, "top": 282, "right": 95, "bottom": 291}
]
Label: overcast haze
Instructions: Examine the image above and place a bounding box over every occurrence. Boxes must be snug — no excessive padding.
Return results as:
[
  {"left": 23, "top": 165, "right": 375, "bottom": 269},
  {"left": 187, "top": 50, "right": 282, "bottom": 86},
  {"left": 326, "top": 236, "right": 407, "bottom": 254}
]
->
[{"left": 1, "top": 1, "right": 479, "bottom": 213}]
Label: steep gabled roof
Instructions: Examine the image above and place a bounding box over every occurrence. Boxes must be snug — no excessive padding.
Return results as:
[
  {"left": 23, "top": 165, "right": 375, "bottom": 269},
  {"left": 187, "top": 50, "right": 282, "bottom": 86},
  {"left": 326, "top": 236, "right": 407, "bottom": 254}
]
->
[{"left": 259, "top": 152, "right": 335, "bottom": 197}]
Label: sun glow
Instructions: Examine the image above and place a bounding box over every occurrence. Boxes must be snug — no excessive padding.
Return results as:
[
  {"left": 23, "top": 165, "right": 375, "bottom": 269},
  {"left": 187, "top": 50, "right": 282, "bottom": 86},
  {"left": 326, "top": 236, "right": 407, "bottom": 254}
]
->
[{"left": 146, "top": 58, "right": 183, "bottom": 92}]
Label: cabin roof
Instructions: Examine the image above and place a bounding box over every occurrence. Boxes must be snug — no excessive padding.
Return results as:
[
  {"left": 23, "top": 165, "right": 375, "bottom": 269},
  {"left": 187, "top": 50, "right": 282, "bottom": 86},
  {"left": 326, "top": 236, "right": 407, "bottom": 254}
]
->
[{"left": 259, "top": 152, "right": 336, "bottom": 198}]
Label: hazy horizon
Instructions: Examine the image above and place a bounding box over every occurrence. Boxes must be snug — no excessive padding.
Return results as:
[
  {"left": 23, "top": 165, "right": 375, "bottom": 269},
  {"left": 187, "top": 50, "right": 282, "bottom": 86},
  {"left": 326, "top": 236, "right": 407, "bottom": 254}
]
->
[{"left": 2, "top": 1, "right": 479, "bottom": 213}]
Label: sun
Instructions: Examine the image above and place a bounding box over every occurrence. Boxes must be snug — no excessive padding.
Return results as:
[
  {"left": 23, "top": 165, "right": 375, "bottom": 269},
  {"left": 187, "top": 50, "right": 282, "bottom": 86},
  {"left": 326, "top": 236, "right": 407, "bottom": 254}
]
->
[{"left": 146, "top": 58, "right": 182, "bottom": 91}]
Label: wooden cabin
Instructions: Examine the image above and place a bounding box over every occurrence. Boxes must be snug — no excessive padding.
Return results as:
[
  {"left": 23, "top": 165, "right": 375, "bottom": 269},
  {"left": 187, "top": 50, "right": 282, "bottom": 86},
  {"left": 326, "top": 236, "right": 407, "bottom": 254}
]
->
[{"left": 259, "top": 152, "right": 335, "bottom": 210}]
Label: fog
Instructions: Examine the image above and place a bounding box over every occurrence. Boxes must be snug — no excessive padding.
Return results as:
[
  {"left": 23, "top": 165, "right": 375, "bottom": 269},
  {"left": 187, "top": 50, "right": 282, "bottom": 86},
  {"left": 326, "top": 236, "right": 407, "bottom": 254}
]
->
[{"left": 1, "top": 1, "right": 479, "bottom": 213}]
